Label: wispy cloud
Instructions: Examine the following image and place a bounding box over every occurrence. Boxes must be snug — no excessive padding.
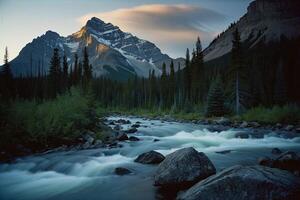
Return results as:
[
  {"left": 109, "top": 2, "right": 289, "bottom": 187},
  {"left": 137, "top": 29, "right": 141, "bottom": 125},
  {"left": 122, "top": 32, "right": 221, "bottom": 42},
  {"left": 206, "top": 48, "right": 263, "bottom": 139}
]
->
[{"left": 78, "top": 4, "right": 225, "bottom": 57}]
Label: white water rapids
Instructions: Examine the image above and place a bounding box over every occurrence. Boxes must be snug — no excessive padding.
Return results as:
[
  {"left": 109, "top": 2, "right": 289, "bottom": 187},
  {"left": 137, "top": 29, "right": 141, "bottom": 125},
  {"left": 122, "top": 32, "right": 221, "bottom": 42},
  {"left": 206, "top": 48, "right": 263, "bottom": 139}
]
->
[{"left": 0, "top": 116, "right": 299, "bottom": 200}]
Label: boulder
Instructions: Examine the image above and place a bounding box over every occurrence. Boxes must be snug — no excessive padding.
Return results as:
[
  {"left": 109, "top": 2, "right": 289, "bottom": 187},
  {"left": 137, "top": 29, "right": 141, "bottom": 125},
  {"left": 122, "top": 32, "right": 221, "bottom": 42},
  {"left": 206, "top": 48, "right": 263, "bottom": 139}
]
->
[
  {"left": 258, "top": 156, "right": 274, "bottom": 167},
  {"left": 240, "top": 121, "right": 249, "bottom": 128},
  {"left": 153, "top": 138, "right": 160, "bottom": 142},
  {"left": 154, "top": 147, "right": 216, "bottom": 187},
  {"left": 235, "top": 132, "right": 249, "bottom": 139},
  {"left": 113, "top": 124, "right": 122, "bottom": 131},
  {"left": 134, "top": 150, "right": 165, "bottom": 164},
  {"left": 207, "top": 125, "right": 229, "bottom": 133},
  {"left": 82, "top": 132, "right": 95, "bottom": 144},
  {"left": 273, "top": 151, "right": 300, "bottom": 173},
  {"left": 215, "top": 150, "right": 231, "bottom": 154},
  {"left": 131, "top": 124, "right": 140, "bottom": 128},
  {"left": 125, "top": 128, "right": 137, "bottom": 134},
  {"left": 114, "top": 167, "right": 132, "bottom": 175},
  {"left": 272, "top": 147, "right": 282, "bottom": 155},
  {"left": 285, "top": 125, "right": 294, "bottom": 131},
  {"left": 178, "top": 165, "right": 300, "bottom": 200},
  {"left": 116, "top": 119, "right": 131, "bottom": 124},
  {"left": 117, "top": 133, "right": 128, "bottom": 141},
  {"left": 215, "top": 117, "right": 231, "bottom": 126},
  {"left": 129, "top": 136, "right": 140, "bottom": 141}
]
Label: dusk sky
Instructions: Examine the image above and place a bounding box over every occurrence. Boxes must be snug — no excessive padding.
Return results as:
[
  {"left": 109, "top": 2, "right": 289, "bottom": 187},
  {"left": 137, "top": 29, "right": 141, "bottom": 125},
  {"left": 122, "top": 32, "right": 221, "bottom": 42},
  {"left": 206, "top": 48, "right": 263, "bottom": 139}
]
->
[{"left": 0, "top": 0, "right": 253, "bottom": 63}]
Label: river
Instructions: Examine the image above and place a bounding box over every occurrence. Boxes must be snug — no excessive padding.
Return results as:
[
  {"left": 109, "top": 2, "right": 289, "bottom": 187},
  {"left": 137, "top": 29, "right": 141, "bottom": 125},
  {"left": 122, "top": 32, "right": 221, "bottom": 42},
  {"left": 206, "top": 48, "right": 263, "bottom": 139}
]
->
[{"left": 0, "top": 116, "right": 299, "bottom": 200}]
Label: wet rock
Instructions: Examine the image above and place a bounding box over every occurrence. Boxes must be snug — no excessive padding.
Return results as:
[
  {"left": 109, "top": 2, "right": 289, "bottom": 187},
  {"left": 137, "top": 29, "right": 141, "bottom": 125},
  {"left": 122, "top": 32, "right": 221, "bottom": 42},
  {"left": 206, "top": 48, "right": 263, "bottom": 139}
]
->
[
  {"left": 117, "top": 133, "right": 128, "bottom": 141},
  {"left": 116, "top": 119, "right": 131, "bottom": 124},
  {"left": 296, "top": 127, "right": 300, "bottom": 133},
  {"left": 154, "top": 147, "right": 216, "bottom": 188},
  {"left": 93, "top": 140, "right": 104, "bottom": 148},
  {"left": 131, "top": 124, "right": 140, "bottom": 128},
  {"left": 272, "top": 147, "right": 282, "bottom": 155},
  {"left": 258, "top": 156, "right": 274, "bottom": 167},
  {"left": 273, "top": 151, "right": 300, "bottom": 173},
  {"left": 285, "top": 125, "right": 294, "bottom": 131},
  {"left": 215, "top": 117, "right": 230, "bottom": 126},
  {"left": 129, "top": 136, "right": 140, "bottom": 141},
  {"left": 215, "top": 150, "right": 231, "bottom": 154},
  {"left": 207, "top": 125, "right": 229, "bottom": 133},
  {"left": 113, "top": 124, "right": 122, "bottom": 131},
  {"left": 135, "top": 150, "right": 165, "bottom": 164},
  {"left": 178, "top": 165, "right": 300, "bottom": 200},
  {"left": 153, "top": 139, "right": 160, "bottom": 142},
  {"left": 276, "top": 123, "right": 283, "bottom": 128},
  {"left": 109, "top": 121, "right": 115, "bottom": 125},
  {"left": 249, "top": 121, "right": 260, "bottom": 128},
  {"left": 125, "top": 128, "right": 137, "bottom": 134},
  {"left": 115, "top": 167, "right": 132, "bottom": 175},
  {"left": 82, "top": 131, "right": 95, "bottom": 144},
  {"left": 235, "top": 132, "right": 249, "bottom": 139},
  {"left": 240, "top": 121, "right": 249, "bottom": 128}
]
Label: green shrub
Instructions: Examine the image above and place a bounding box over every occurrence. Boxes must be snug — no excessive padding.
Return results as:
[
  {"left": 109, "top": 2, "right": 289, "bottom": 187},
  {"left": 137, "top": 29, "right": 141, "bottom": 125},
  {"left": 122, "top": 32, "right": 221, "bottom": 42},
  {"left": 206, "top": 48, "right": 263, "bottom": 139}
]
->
[
  {"left": 8, "top": 87, "right": 91, "bottom": 141},
  {"left": 241, "top": 104, "right": 300, "bottom": 124}
]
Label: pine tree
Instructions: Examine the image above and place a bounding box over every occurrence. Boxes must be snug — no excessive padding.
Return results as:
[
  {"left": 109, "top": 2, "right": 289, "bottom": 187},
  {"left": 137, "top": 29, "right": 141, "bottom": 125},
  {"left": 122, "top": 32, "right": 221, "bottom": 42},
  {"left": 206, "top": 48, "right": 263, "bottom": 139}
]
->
[
  {"left": 83, "top": 47, "right": 92, "bottom": 89},
  {"left": 73, "top": 53, "right": 78, "bottom": 85},
  {"left": 0, "top": 47, "right": 14, "bottom": 100},
  {"left": 48, "top": 48, "right": 61, "bottom": 98},
  {"left": 184, "top": 48, "right": 191, "bottom": 101},
  {"left": 160, "top": 62, "right": 168, "bottom": 108},
  {"left": 62, "top": 53, "right": 68, "bottom": 91},
  {"left": 169, "top": 60, "right": 175, "bottom": 107},
  {"left": 226, "top": 28, "right": 248, "bottom": 115},
  {"left": 206, "top": 76, "right": 225, "bottom": 117}
]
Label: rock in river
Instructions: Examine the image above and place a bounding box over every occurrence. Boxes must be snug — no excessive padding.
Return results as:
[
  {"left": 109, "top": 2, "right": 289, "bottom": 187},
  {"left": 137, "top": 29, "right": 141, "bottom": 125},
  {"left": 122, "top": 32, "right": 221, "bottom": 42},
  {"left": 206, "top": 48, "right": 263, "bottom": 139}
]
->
[
  {"left": 114, "top": 167, "right": 132, "bottom": 175},
  {"left": 178, "top": 165, "right": 300, "bottom": 200},
  {"left": 134, "top": 150, "right": 165, "bottom": 164},
  {"left": 154, "top": 147, "right": 216, "bottom": 188}
]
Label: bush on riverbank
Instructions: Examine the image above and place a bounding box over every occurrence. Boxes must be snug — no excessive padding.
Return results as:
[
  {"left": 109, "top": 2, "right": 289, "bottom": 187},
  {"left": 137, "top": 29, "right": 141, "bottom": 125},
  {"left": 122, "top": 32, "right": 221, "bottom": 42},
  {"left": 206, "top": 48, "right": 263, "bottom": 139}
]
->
[
  {"left": 240, "top": 104, "right": 300, "bottom": 124},
  {"left": 0, "top": 87, "right": 98, "bottom": 149}
]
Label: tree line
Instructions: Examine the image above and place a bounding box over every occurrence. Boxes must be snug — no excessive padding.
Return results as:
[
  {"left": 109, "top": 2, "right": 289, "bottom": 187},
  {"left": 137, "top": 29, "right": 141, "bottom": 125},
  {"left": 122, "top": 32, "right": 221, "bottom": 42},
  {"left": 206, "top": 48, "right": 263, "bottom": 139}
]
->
[{"left": 1, "top": 28, "right": 299, "bottom": 117}]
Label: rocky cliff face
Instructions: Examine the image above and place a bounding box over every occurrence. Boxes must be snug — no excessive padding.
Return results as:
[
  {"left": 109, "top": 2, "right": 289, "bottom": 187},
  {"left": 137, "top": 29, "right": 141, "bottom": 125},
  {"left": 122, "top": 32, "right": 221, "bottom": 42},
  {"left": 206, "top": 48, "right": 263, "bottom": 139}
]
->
[
  {"left": 203, "top": 0, "right": 300, "bottom": 61},
  {"left": 10, "top": 17, "right": 184, "bottom": 79}
]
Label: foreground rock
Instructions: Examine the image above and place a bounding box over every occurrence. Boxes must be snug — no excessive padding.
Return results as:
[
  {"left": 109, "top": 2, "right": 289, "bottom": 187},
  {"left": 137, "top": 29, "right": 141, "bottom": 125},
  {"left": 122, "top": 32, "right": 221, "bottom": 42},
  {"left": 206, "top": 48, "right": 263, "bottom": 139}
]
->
[
  {"left": 125, "top": 128, "right": 137, "bottom": 134},
  {"left": 259, "top": 151, "right": 300, "bottom": 175},
  {"left": 154, "top": 147, "right": 216, "bottom": 188},
  {"left": 114, "top": 167, "right": 132, "bottom": 175},
  {"left": 134, "top": 150, "right": 165, "bottom": 164},
  {"left": 178, "top": 165, "right": 300, "bottom": 200}
]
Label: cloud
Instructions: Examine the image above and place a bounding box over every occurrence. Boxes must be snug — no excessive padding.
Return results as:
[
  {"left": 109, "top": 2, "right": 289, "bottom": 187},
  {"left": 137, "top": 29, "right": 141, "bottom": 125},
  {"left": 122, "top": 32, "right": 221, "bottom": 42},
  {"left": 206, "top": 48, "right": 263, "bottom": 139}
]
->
[{"left": 78, "top": 4, "right": 225, "bottom": 58}]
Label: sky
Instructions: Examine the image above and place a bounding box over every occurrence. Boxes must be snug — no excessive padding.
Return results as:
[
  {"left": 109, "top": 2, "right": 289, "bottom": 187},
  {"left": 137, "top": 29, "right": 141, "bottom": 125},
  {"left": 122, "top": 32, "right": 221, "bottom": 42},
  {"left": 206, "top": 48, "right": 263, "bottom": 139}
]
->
[{"left": 0, "top": 0, "right": 253, "bottom": 64}]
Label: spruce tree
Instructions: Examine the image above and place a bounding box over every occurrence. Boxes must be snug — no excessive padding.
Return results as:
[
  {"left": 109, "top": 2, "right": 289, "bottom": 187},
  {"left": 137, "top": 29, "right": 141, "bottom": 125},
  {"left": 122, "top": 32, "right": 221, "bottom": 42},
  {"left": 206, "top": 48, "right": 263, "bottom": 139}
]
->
[
  {"left": 0, "top": 47, "right": 14, "bottom": 100},
  {"left": 184, "top": 48, "right": 191, "bottom": 101},
  {"left": 62, "top": 53, "right": 68, "bottom": 91},
  {"left": 169, "top": 60, "right": 175, "bottom": 107},
  {"left": 48, "top": 48, "right": 61, "bottom": 98},
  {"left": 206, "top": 76, "right": 225, "bottom": 117}
]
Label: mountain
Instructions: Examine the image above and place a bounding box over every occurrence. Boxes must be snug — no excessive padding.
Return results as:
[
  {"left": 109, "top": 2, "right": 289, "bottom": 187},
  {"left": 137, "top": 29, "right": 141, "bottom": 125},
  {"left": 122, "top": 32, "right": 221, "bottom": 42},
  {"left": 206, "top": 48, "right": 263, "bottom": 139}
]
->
[
  {"left": 10, "top": 17, "right": 184, "bottom": 80},
  {"left": 203, "top": 0, "right": 300, "bottom": 61}
]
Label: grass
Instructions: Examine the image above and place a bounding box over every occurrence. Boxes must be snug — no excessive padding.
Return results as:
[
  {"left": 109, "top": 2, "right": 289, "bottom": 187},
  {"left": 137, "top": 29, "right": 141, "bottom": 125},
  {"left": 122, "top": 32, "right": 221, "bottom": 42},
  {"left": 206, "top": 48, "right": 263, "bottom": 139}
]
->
[
  {"left": 100, "top": 104, "right": 300, "bottom": 125},
  {"left": 240, "top": 104, "right": 300, "bottom": 124}
]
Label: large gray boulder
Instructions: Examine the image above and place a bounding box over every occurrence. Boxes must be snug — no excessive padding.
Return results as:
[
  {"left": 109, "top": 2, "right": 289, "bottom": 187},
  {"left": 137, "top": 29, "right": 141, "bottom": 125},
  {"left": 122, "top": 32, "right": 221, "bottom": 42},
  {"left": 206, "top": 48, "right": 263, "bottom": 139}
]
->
[
  {"left": 134, "top": 150, "right": 165, "bottom": 164},
  {"left": 178, "top": 165, "right": 300, "bottom": 200},
  {"left": 154, "top": 147, "right": 216, "bottom": 187}
]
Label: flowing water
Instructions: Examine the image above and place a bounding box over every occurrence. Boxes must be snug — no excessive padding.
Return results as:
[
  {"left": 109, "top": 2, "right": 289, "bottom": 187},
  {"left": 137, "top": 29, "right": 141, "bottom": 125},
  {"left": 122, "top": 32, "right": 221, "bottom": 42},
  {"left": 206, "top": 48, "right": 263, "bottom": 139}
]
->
[{"left": 0, "top": 116, "right": 300, "bottom": 200}]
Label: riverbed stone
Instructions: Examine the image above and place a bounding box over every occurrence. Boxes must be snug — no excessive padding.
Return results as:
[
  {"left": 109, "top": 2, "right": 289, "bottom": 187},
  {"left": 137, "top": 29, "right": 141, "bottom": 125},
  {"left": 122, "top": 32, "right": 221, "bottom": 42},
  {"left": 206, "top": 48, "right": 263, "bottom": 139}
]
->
[
  {"left": 240, "top": 121, "right": 249, "bottom": 128},
  {"left": 272, "top": 147, "right": 282, "bottom": 155},
  {"left": 129, "top": 136, "right": 140, "bottom": 141},
  {"left": 134, "top": 150, "right": 165, "bottom": 164},
  {"left": 115, "top": 167, "right": 132, "bottom": 175},
  {"left": 125, "top": 127, "right": 137, "bottom": 134},
  {"left": 154, "top": 147, "right": 216, "bottom": 188},
  {"left": 235, "top": 131, "right": 249, "bottom": 139},
  {"left": 215, "top": 117, "right": 231, "bottom": 126},
  {"left": 273, "top": 151, "right": 300, "bottom": 173},
  {"left": 177, "top": 165, "right": 300, "bottom": 200},
  {"left": 131, "top": 124, "right": 140, "bottom": 128},
  {"left": 117, "top": 133, "right": 128, "bottom": 141},
  {"left": 207, "top": 125, "right": 229, "bottom": 133}
]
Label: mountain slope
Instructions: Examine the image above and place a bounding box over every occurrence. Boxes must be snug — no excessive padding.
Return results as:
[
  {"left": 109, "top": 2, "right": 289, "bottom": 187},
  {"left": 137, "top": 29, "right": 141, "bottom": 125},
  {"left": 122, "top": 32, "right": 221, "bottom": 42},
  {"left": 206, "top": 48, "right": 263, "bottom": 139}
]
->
[
  {"left": 10, "top": 17, "right": 184, "bottom": 79},
  {"left": 203, "top": 0, "right": 300, "bottom": 61}
]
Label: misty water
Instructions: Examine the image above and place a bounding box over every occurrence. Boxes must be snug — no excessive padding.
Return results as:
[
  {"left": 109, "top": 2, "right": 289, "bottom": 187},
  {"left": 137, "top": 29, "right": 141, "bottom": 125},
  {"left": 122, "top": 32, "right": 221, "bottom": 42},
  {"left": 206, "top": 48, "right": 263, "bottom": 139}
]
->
[{"left": 0, "top": 116, "right": 300, "bottom": 200}]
